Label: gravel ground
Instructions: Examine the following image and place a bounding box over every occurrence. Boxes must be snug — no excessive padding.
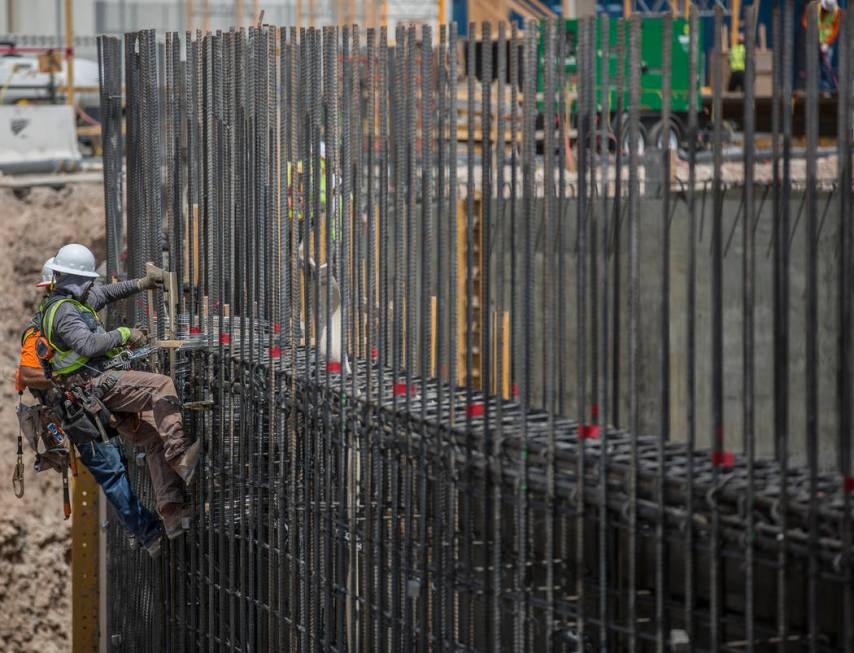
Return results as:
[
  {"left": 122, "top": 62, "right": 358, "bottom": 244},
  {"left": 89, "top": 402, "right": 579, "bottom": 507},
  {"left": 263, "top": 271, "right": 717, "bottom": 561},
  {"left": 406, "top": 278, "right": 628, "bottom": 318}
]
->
[{"left": 0, "top": 183, "right": 105, "bottom": 652}]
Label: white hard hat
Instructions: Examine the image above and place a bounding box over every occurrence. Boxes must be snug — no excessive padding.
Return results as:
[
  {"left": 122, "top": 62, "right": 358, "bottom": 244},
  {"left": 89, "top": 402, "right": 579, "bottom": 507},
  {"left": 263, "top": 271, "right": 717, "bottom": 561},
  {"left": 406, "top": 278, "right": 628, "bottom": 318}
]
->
[
  {"left": 36, "top": 257, "right": 55, "bottom": 287},
  {"left": 48, "top": 244, "right": 100, "bottom": 278},
  {"left": 821, "top": 0, "right": 837, "bottom": 11}
]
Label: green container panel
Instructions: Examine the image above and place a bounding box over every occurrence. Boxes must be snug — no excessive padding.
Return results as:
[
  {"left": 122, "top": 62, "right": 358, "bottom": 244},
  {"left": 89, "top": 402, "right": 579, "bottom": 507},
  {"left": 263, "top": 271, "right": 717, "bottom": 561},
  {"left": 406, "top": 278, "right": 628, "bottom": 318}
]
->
[{"left": 537, "top": 17, "right": 704, "bottom": 117}]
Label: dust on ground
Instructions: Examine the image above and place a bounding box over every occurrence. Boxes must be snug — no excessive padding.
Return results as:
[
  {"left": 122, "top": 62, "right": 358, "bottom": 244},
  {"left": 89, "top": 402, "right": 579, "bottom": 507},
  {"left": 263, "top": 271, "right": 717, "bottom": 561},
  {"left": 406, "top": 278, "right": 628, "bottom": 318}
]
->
[{"left": 0, "top": 183, "right": 105, "bottom": 652}]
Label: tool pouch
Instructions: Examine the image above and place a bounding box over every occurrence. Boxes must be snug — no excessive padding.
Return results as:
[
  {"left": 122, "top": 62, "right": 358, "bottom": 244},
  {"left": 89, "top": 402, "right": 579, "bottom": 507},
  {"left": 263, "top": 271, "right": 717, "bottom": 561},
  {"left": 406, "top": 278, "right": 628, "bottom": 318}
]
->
[
  {"left": 17, "top": 403, "right": 69, "bottom": 474},
  {"left": 62, "top": 403, "right": 103, "bottom": 447},
  {"left": 16, "top": 403, "right": 43, "bottom": 452},
  {"left": 34, "top": 450, "right": 67, "bottom": 474}
]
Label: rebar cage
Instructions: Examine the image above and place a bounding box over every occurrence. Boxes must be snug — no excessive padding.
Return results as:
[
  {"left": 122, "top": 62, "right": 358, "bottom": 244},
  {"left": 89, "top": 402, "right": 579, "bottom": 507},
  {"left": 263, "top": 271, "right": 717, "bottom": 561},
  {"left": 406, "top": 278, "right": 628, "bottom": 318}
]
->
[{"left": 98, "top": 6, "right": 853, "bottom": 652}]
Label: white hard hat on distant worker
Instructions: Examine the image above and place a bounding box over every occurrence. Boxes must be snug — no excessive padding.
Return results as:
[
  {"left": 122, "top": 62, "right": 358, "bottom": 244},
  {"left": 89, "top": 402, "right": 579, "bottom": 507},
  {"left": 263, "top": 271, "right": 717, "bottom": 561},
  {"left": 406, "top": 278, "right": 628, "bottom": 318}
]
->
[
  {"left": 821, "top": 0, "right": 838, "bottom": 11},
  {"left": 36, "top": 257, "right": 55, "bottom": 287},
  {"left": 47, "top": 244, "right": 99, "bottom": 278}
]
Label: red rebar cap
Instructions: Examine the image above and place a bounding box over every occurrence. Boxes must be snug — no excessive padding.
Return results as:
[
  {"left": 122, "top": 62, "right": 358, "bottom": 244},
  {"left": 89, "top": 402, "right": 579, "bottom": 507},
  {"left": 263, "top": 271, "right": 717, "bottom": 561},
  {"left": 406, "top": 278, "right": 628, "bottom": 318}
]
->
[
  {"left": 578, "top": 424, "right": 600, "bottom": 440},
  {"left": 710, "top": 451, "right": 735, "bottom": 468},
  {"left": 393, "top": 383, "right": 416, "bottom": 396},
  {"left": 466, "top": 403, "right": 485, "bottom": 417}
]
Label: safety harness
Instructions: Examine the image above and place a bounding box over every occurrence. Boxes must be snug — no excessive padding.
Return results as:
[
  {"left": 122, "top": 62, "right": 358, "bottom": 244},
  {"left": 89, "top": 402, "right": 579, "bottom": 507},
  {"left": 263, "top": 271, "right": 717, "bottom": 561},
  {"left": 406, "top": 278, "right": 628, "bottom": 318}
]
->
[
  {"left": 12, "top": 297, "right": 124, "bottom": 515},
  {"left": 14, "top": 322, "right": 76, "bottom": 518}
]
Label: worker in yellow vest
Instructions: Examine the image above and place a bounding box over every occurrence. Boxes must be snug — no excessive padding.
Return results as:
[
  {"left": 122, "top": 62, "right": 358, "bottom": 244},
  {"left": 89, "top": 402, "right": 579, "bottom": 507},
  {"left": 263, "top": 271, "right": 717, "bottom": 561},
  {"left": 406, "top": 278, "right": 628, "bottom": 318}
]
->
[
  {"left": 728, "top": 30, "right": 746, "bottom": 92},
  {"left": 803, "top": 0, "right": 842, "bottom": 90}
]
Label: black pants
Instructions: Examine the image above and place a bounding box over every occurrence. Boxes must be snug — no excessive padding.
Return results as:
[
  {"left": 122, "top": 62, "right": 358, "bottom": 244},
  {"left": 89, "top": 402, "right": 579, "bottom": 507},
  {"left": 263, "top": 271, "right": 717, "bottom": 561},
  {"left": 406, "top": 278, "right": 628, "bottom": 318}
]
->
[{"left": 728, "top": 70, "right": 745, "bottom": 92}]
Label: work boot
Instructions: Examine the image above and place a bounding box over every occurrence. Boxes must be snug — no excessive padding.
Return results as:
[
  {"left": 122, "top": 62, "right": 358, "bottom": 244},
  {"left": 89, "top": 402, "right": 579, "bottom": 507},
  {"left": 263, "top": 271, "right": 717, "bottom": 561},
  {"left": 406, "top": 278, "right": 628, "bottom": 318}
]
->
[
  {"left": 171, "top": 439, "right": 202, "bottom": 486},
  {"left": 160, "top": 503, "right": 191, "bottom": 540},
  {"left": 143, "top": 532, "right": 163, "bottom": 558}
]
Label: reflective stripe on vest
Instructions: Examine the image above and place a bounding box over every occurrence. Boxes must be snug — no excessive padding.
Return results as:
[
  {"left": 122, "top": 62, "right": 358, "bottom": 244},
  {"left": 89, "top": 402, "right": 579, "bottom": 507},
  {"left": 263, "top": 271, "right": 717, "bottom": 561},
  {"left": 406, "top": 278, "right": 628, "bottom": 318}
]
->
[{"left": 41, "top": 297, "right": 98, "bottom": 375}]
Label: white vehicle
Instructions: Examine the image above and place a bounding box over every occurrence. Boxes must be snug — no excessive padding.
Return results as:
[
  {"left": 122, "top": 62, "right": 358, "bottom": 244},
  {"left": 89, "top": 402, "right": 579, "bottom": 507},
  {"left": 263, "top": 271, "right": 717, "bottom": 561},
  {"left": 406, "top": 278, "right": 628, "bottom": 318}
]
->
[{"left": 0, "top": 44, "right": 100, "bottom": 107}]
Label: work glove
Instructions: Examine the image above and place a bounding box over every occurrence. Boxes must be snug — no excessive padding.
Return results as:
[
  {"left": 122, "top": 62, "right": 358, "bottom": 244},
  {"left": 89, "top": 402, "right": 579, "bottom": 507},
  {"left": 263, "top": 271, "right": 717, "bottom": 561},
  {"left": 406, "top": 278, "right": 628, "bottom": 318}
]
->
[
  {"left": 137, "top": 267, "right": 165, "bottom": 291},
  {"left": 118, "top": 326, "right": 148, "bottom": 347}
]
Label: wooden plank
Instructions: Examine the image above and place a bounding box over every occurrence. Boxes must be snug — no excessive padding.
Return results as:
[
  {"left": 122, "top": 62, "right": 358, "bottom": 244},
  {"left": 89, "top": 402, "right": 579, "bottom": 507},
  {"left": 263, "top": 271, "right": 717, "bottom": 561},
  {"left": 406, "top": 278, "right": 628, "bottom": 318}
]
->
[
  {"left": 502, "top": 311, "right": 510, "bottom": 399},
  {"left": 456, "top": 197, "right": 483, "bottom": 388},
  {"left": 431, "top": 295, "right": 437, "bottom": 377},
  {"left": 71, "top": 465, "right": 100, "bottom": 653}
]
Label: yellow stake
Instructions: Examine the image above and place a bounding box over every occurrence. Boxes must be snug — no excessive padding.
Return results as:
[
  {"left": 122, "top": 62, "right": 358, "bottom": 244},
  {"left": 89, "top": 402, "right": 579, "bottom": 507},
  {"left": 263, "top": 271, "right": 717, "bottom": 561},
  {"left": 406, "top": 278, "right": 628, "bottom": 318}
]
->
[{"left": 63, "top": 0, "right": 74, "bottom": 109}]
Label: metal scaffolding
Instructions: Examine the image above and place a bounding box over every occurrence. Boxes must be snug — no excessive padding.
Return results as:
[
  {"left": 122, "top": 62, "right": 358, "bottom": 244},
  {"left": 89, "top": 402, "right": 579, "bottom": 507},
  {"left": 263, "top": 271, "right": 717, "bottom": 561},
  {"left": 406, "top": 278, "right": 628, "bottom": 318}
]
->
[{"left": 98, "top": 7, "right": 853, "bottom": 651}]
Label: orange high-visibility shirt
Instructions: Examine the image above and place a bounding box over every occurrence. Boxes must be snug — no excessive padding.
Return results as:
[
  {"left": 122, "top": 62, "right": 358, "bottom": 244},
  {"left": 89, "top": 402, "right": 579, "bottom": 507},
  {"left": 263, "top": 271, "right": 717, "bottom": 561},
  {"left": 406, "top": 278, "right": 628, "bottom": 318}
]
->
[{"left": 19, "top": 328, "right": 42, "bottom": 370}]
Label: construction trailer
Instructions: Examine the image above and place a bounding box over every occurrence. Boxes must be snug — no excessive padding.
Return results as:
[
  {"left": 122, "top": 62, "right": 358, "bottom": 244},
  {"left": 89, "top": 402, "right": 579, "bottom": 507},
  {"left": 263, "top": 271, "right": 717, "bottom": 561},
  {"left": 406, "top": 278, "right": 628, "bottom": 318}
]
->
[
  {"left": 537, "top": 16, "right": 704, "bottom": 150},
  {"left": 82, "top": 8, "right": 853, "bottom": 653}
]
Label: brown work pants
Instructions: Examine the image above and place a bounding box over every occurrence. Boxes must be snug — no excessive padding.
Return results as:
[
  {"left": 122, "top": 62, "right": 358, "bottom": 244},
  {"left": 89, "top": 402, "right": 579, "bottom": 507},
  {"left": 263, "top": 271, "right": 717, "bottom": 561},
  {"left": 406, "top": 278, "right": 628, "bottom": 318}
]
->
[
  {"left": 114, "top": 410, "right": 184, "bottom": 512},
  {"left": 92, "top": 370, "right": 190, "bottom": 511}
]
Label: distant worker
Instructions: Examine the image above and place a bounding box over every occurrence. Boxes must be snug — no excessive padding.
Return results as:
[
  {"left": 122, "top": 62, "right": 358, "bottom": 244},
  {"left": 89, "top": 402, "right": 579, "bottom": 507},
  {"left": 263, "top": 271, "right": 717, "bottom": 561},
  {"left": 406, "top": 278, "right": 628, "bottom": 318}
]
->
[
  {"left": 728, "top": 30, "right": 745, "bottom": 92},
  {"left": 803, "top": 0, "right": 841, "bottom": 91},
  {"left": 38, "top": 244, "right": 202, "bottom": 534},
  {"left": 17, "top": 258, "right": 165, "bottom": 555}
]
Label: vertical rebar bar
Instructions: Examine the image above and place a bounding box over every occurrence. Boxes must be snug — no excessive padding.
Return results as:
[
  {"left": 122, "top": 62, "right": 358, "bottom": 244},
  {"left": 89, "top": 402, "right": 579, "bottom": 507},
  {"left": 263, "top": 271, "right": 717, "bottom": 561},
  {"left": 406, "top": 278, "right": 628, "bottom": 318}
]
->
[
  {"left": 685, "top": 7, "right": 698, "bottom": 646},
  {"left": 627, "top": 15, "right": 640, "bottom": 653},
  {"left": 710, "top": 9, "right": 725, "bottom": 651},
  {"left": 805, "top": 6, "right": 820, "bottom": 652},
  {"left": 743, "top": 7, "right": 757, "bottom": 652},
  {"left": 837, "top": 8, "right": 854, "bottom": 653},
  {"left": 656, "top": 15, "right": 672, "bottom": 653}
]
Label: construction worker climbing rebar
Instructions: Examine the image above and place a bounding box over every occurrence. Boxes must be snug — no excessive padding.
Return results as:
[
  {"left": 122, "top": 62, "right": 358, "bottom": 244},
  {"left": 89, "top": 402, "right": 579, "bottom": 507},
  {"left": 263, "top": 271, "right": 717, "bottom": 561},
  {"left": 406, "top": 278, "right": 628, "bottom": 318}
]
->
[
  {"left": 803, "top": 0, "right": 842, "bottom": 91},
  {"left": 36, "top": 243, "right": 202, "bottom": 536},
  {"left": 289, "top": 142, "right": 348, "bottom": 371},
  {"left": 16, "top": 258, "right": 166, "bottom": 555}
]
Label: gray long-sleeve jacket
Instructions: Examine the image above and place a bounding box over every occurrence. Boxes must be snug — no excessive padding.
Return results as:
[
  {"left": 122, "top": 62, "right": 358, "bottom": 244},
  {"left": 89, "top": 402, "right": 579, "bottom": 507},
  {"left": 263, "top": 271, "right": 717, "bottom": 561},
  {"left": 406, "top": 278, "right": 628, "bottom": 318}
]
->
[{"left": 47, "top": 276, "right": 140, "bottom": 360}]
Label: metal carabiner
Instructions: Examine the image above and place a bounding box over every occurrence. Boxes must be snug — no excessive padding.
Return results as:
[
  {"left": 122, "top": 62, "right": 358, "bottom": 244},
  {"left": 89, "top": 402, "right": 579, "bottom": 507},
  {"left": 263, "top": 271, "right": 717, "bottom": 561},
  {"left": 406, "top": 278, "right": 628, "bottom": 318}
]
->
[{"left": 12, "top": 455, "right": 24, "bottom": 498}]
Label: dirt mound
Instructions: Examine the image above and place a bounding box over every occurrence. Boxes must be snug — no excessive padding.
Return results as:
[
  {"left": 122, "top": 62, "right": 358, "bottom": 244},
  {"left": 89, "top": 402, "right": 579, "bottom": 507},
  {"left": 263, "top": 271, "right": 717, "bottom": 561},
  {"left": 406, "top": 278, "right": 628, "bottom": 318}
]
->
[{"left": 0, "top": 183, "right": 105, "bottom": 650}]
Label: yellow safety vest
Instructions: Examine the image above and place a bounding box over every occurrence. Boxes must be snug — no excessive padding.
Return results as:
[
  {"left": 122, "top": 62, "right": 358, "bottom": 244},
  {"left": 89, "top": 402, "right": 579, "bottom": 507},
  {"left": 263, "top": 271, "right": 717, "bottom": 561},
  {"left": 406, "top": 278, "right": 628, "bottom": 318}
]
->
[
  {"left": 819, "top": 8, "right": 839, "bottom": 45},
  {"left": 729, "top": 43, "right": 745, "bottom": 73},
  {"left": 286, "top": 158, "right": 328, "bottom": 219},
  {"left": 41, "top": 298, "right": 117, "bottom": 375}
]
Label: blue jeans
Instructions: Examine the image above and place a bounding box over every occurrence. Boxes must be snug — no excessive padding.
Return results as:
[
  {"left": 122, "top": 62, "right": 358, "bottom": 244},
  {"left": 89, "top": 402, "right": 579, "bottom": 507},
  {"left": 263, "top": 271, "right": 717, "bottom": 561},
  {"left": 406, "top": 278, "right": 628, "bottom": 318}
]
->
[
  {"left": 820, "top": 46, "right": 836, "bottom": 92},
  {"left": 75, "top": 439, "right": 162, "bottom": 547}
]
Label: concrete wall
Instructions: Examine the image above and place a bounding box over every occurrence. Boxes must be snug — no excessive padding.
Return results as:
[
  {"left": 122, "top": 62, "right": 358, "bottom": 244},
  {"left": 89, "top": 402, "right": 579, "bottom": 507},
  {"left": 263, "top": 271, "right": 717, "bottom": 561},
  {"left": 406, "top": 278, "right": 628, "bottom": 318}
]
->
[{"left": 485, "top": 175, "right": 849, "bottom": 470}]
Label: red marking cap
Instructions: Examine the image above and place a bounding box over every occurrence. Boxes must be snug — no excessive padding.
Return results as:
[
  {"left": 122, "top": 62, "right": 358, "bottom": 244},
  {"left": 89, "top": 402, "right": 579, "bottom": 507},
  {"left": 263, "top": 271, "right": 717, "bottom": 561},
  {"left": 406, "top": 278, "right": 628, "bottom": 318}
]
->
[
  {"left": 711, "top": 451, "right": 735, "bottom": 468},
  {"left": 466, "top": 403, "right": 485, "bottom": 417},
  {"left": 273, "top": 323, "right": 281, "bottom": 333},
  {"left": 512, "top": 383, "right": 519, "bottom": 398},
  {"left": 190, "top": 326, "right": 202, "bottom": 335},
  {"left": 270, "top": 346, "right": 281, "bottom": 358},
  {"left": 578, "top": 424, "right": 600, "bottom": 439},
  {"left": 844, "top": 477, "right": 854, "bottom": 494},
  {"left": 219, "top": 333, "right": 230, "bottom": 345},
  {"left": 327, "top": 361, "right": 341, "bottom": 373},
  {"left": 393, "top": 383, "right": 416, "bottom": 396},
  {"left": 371, "top": 347, "right": 378, "bottom": 359}
]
